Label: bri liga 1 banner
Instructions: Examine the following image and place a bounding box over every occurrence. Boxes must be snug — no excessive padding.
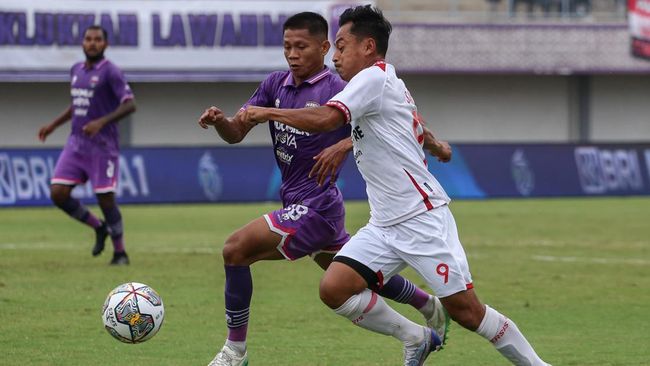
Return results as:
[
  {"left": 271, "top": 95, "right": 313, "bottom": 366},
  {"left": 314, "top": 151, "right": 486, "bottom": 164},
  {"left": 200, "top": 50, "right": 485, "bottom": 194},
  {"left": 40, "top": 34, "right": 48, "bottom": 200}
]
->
[
  {"left": 2, "top": 143, "right": 650, "bottom": 207},
  {"left": 0, "top": 0, "right": 369, "bottom": 82},
  {"left": 629, "top": 0, "right": 650, "bottom": 60}
]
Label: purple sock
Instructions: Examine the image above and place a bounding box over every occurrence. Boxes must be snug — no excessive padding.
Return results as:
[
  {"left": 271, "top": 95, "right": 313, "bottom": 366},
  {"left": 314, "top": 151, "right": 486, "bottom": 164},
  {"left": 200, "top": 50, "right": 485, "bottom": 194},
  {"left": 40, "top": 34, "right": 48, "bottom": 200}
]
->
[
  {"left": 101, "top": 205, "right": 125, "bottom": 253},
  {"left": 57, "top": 197, "right": 102, "bottom": 229},
  {"left": 224, "top": 265, "right": 253, "bottom": 342},
  {"left": 378, "top": 275, "right": 430, "bottom": 310}
]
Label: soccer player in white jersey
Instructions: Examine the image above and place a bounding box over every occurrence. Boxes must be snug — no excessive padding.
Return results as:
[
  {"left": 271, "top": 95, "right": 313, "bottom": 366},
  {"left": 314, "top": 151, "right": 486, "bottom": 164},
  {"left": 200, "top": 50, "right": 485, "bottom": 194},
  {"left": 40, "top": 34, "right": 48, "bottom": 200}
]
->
[{"left": 242, "top": 5, "right": 551, "bottom": 366}]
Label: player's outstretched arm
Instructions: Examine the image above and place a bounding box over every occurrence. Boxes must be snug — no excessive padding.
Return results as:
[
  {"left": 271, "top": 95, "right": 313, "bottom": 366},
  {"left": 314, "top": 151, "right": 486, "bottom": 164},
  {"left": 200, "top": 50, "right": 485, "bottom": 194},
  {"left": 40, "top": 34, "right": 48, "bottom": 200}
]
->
[
  {"left": 422, "top": 126, "right": 452, "bottom": 163},
  {"left": 82, "top": 99, "right": 136, "bottom": 137},
  {"left": 243, "top": 105, "right": 345, "bottom": 133},
  {"left": 198, "top": 107, "right": 257, "bottom": 144},
  {"left": 38, "top": 106, "right": 72, "bottom": 142},
  {"left": 310, "top": 137, "right": 353, "bottom": 186}
]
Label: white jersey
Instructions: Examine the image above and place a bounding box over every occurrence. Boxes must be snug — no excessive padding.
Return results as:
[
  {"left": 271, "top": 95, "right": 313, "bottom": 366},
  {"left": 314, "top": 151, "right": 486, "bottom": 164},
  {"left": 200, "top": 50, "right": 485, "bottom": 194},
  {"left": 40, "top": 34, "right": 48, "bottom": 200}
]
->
[{"left": 326, "top": 61, "right": 450, "bottom": 226}]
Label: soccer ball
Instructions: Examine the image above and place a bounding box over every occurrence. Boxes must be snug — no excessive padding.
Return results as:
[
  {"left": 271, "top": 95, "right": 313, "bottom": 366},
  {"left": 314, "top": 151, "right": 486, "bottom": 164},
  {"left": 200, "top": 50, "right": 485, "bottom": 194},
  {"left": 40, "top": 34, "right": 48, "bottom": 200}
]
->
[{"left": 101, "top": 282, "right": 165, "bottom": 343}]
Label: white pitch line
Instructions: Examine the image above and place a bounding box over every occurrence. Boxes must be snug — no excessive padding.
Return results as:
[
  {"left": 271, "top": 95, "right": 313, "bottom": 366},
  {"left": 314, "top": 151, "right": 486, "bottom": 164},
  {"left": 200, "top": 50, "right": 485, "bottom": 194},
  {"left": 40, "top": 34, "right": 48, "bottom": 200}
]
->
[
  {"left": 2, "top": 243, "right": 646, "bottom": 265},
  {"left": 532, "top": 255, "right": 650, "bottom": 266},
  {"left": 0, "top": 242, "right": 218, "bottom": 254}
]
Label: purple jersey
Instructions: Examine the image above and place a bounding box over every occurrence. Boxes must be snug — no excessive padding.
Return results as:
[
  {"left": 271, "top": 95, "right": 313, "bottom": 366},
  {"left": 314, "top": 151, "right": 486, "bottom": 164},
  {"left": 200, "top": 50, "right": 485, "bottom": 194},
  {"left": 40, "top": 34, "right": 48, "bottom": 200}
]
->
[
  {"left": 68, "top": 58, "right": 134, "bottom": 153},
  {"left": 245, "top": 67, "right": 350, "bottom": 205}
]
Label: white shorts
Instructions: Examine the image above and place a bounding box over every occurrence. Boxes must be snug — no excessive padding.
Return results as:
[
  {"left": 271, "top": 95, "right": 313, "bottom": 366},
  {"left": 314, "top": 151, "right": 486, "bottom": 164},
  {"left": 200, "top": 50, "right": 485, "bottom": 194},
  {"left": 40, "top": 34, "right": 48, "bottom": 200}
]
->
[{"left": 335, "top": 205, "right": 473, "bottom": 298}]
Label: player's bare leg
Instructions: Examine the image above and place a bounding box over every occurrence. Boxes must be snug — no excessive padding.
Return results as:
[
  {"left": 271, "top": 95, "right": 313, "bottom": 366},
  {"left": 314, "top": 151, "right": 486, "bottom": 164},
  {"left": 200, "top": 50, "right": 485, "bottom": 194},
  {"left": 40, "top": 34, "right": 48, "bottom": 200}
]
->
[
  {"left": 320, "top": 261, "right": 442, "bottom": 365},
  {"left": 313, "top": 252, "right": 449, "bottom": 344},
  {"left": 440, "top": 289, "right": 551, "bottom": 365},
  {"left": 50, "top": 183, "right": 107, "bottom": 256}
]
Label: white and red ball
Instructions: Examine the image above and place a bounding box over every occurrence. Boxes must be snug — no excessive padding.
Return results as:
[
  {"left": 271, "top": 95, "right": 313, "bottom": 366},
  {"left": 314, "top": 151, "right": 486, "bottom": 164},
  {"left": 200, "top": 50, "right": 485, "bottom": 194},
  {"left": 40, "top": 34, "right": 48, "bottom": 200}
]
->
[{"left": 101, "top": 282, "right": 164, "bottom": 343}]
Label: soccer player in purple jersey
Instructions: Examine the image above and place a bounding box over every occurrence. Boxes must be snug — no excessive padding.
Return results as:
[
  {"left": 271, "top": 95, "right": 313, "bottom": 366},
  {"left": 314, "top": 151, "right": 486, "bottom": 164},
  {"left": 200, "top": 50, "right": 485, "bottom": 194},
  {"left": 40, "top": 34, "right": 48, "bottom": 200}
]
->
[
  {"left": 198, "top": 12, "right": 451, "bottom": 366},
  {"left": 37, "top": 26, "right": 136, "bottom": 266},
  {"left": 243, "top": 5, "right": 551, "bottom": 366}
]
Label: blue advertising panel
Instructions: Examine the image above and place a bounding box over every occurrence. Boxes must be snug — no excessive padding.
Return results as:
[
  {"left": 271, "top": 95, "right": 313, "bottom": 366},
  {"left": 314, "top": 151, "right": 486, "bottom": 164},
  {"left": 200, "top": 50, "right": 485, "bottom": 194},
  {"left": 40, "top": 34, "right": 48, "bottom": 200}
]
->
[
  {"left": 0, "top": 147, "right": 279, "bottom": 206},
  {"left": 459, "top": 144, "right": 650, "bottom": 197},
  {"left": 1, "top": 143, "right": 649, "bottom": 207}
]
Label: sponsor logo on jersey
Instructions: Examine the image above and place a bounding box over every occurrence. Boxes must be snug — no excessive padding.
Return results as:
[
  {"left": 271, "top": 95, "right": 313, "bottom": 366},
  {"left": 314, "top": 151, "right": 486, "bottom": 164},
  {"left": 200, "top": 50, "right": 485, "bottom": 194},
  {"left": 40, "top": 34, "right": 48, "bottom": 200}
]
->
[
  {"left": 275, "top": 148, "right": 294, "bottom": 165},
  {"left": 71, "top": 88, "right": 94, "bottom": 117},
  {"left": 90, "top": 75, "right": 100, "bottom": 88},
  {"left": 353, "top": 148, "right": 363, "bottom": 163},
  {"left": 274, "top": 121, "right": 310, "bottom": 136},
  {"left": 305, "top": 101, "right": 320, "bottom": 108},
  {"left": 275, "top": 131, "right": 297, "bottom": 148},
  {"left": 352, "top": 125, "right": 364, "bottom": 141}
]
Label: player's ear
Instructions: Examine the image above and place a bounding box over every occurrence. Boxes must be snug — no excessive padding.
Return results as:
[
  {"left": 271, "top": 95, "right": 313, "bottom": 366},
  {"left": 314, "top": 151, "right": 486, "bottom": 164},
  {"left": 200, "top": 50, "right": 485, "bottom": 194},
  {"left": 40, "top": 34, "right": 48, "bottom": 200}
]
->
[
  {"left": 321, "top": 39, "right": 331, "bottom": 55},
  {"left": 363, "top": 37, "right": 376, "bottom": 57}
]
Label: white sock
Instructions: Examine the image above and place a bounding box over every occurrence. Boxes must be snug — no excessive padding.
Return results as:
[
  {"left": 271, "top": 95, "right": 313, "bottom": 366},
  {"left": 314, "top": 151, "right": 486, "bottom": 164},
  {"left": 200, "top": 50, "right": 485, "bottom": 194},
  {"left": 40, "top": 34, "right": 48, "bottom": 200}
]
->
[
  {"left": 418, "top": 295, "right": 435, "bottom": 320},
  {"left": 225, "top": 340, "right": 246, "bottom": 355},
  {"left": 334, "top": 289, "right": 425, "bottom": 346},
  {"left": 476, "top": 305, "right": 550, "bottom": 366}
]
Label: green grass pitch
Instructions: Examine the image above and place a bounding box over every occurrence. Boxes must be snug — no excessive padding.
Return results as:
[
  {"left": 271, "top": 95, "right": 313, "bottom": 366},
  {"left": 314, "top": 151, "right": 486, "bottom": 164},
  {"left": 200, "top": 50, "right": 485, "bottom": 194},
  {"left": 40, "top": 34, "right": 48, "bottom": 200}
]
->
[{"left": 1, "top": 198, "right": 649, "bottom": 365}]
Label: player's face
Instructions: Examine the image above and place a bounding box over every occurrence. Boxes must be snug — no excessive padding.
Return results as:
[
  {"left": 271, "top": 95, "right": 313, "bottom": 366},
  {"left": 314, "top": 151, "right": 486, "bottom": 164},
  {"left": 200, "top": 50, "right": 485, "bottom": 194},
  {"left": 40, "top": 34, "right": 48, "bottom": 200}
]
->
[
  {"left": 332, "top": 23, "right": 370, "bottom": 82},
  {"left": 82, "top": 29, "right": 107, "bottom": 62},
  {"left": 283, "top": 28, "right": 329, "bottom": 83}
]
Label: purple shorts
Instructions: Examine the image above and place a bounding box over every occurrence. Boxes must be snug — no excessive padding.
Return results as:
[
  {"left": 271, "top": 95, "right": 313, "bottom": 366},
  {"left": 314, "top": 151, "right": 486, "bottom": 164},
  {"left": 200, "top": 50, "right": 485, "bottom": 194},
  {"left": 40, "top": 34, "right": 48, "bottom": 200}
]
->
[
  {"left": 51, "top": 143, "right": 119, "bottom": 193},
  {"left": 264, "top": 188, "right": 350, "bottom": 260}
]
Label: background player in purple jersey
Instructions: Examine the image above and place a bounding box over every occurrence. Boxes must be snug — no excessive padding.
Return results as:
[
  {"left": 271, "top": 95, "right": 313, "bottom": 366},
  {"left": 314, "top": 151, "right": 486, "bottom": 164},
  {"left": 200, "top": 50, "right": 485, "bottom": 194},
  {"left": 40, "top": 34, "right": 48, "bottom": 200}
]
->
[
  {"left": 198, "top": 12, "right": 450, "bottom": 366},
  {"left": 37, "top": 25, "right": 136, "bottom": 266}
]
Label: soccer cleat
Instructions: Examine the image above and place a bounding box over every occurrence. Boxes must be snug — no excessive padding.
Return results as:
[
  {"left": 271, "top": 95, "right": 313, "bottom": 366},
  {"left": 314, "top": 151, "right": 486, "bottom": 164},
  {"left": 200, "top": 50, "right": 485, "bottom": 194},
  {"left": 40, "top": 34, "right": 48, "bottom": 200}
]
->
[
  {"left": 403, "top": 327, "right": 442, "bottom": 366},
  {"left": 207, "top": 345, "right": 249, "bottom": 366},
  {"left": 426, "top": 295, "right": 450, "bottom": 349},
  {"left": 109, "top": 252, "right": 129, "bottom": 266},
  {"left": 92, "top": 222, "right": 109, "bottom": 256}
]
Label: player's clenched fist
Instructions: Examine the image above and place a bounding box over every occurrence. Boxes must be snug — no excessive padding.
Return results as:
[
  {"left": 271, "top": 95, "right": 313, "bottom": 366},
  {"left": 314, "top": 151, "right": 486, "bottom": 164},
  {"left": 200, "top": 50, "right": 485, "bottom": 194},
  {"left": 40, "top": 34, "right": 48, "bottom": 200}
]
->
[{"left": 198, "top": 106, "right": 225, "bottom": 129}]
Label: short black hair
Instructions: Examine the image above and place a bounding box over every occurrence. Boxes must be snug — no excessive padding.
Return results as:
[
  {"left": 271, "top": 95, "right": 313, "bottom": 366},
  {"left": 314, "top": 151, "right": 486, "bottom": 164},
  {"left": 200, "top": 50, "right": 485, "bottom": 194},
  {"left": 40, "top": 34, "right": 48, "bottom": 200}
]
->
[
  {"left": 339, "top": 5, "right": 392, "bottom": 57},
  {"left": 83, "top": 25, "right": 108, "bottom": 41},
  {"left": 283, "top": 12, "right": 328, "bottom": 39}
]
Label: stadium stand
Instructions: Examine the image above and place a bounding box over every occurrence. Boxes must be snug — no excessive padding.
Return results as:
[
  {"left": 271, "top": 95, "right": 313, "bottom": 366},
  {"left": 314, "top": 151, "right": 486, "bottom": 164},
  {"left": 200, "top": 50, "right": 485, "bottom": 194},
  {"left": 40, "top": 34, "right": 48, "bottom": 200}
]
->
[{"left": 376, "top": 0, "right": 627, "bottom": 22}]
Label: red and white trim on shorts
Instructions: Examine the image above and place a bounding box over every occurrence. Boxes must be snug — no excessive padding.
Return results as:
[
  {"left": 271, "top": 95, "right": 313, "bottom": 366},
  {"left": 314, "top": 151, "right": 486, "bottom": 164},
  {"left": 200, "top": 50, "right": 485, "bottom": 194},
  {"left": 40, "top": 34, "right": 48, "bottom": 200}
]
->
[
  {"left": 403, "top": 169, "right": 434, "bottom": 210},
  {"left": 263, "top": 214, "right": 297, "bottom": 261},
  {"left": 325, "top": 100, "right": 351, "bottom": 124},
  {"left": 94, "top": 183, "right": 117, "bottom": 194},
  {"left": 51, "top": 177, "right": 84, "bottom": 186},
  {"left": 94, "top": 175, "right": 118, "bottom": 194},
  {"left": 309, "top": 242, "right": 345, "bottom": 259}
]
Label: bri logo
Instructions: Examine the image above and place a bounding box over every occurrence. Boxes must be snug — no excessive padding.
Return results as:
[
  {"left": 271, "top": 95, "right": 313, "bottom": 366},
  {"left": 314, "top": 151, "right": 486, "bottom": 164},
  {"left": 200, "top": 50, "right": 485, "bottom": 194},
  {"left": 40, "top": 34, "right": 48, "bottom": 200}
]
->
[{"left": 574, "top": 147, "right": 644, "bottom": 194}]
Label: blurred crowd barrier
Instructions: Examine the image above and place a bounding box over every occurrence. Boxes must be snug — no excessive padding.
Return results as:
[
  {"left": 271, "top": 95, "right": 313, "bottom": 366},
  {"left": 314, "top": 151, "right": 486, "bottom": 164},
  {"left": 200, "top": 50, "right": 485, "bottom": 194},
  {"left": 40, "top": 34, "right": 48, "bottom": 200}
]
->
[{"left": 378, "top": 0, "right": 628, "bottom": 23}]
